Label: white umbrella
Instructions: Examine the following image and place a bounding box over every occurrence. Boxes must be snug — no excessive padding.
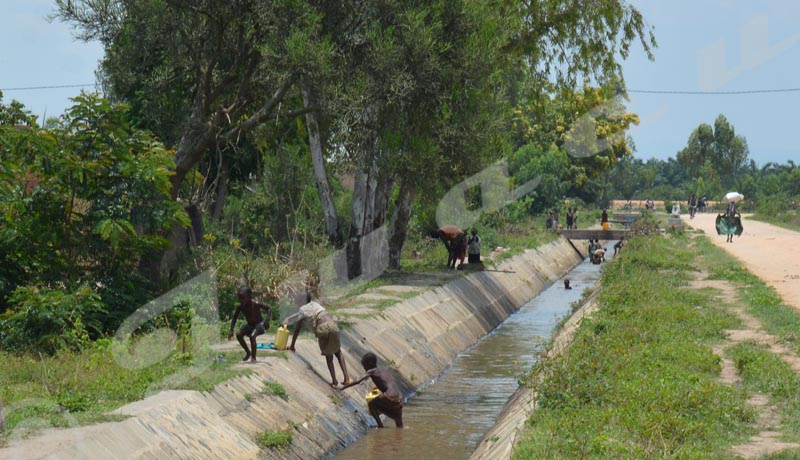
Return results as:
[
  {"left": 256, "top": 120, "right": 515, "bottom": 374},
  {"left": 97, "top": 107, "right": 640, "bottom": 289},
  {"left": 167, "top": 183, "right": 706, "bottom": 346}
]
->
[{"left": 724, "top": 192, "right": 744, "bottom": 203}]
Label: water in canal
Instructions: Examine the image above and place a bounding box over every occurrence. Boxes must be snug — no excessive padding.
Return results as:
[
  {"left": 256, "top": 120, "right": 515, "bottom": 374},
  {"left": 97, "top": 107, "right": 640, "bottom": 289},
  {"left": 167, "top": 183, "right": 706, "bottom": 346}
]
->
[{"left": 333, "top": 249, "right": 615, "bottom": 460}]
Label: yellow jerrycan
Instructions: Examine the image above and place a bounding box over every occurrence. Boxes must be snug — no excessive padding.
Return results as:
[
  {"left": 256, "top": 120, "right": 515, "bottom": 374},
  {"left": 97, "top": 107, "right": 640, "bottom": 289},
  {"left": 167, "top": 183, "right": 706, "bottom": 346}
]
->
[
  {"left": 275, "top": 325, "right": 290, "bottom": 350},
  {"left": 365, "top": 388, "right": 382, "bottom": 404}
]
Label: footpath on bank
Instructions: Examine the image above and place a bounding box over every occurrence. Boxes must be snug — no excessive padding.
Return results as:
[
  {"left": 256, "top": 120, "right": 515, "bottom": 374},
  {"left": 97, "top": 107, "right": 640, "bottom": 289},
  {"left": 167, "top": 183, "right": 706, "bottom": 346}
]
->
[
  {"left": 686, "top": 213, "right": 800, "bottom": 310},
  {"left": 1, "top": 239, "right": 583, "bottom": 460}
]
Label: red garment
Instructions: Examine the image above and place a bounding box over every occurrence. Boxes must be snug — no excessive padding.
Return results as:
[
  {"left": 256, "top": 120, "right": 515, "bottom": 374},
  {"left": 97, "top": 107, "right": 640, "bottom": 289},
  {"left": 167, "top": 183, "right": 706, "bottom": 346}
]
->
[{"left": 439, "top": 225, "right": 464, "bottom": 240}]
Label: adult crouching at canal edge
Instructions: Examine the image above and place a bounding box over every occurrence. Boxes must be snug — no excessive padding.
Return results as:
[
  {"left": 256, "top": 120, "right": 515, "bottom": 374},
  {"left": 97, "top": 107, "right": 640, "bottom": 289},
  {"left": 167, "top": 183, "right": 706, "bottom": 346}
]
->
[{"left": 283, "top": 295, "right": 350, "bottom": 388}]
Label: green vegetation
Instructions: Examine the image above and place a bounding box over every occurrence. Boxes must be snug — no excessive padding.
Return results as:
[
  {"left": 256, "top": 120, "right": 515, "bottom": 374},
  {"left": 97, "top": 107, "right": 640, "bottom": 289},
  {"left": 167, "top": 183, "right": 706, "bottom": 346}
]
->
[
  {"left": 750, "top": 209, "right": 800, "bottom": 232},
  {"left": 516, "top": 230, "right": 800, "bottom": 458},
  {"left": 263, "top": 381, "right": 289, "bottom": 401},
  {"left": 515, "top": 234, "right": 754, "bottom": 459},
  {"left": 728, "top": 343, "right": 800, "bottom": 434},
  {"left": 256, "top": 429, "right": 293, "bottom": 449},
  {"left": 604, "top": 117, "right": 799, "bottom": 216},
  {"left": 0, "top": 343, "right": 245, "bottom": 443}
]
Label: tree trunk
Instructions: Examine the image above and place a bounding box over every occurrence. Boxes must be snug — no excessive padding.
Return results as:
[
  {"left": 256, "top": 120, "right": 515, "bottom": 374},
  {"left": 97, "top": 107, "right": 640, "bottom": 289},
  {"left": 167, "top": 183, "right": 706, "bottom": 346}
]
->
[
  {"left": 388, "top": 179, "right": 416, "bottom": 269},
  {"left": 301, "top": 84, "right": 342, "bottom": 246},
  {"left": 372, "top": 175, "right": 394, "bottom": 230},
  {"left": 185, "top": 203, "right": 204, "bottom": 246},
  {"left": 211, "top": 155, "right": 231, "bottom": 221},
  {"left": 347, "top": 170, "right": 368, "bottom": 279},
  {"left": 363, "top": 167, "right": 378, "bottom": 234}
]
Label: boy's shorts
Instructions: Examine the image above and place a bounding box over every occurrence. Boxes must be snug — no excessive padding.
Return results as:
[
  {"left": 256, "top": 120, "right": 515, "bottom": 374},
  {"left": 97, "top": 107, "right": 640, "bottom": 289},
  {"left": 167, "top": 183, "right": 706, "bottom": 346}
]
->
[{"left": 238, "top": 321, "right": 266, "bottom": 338}]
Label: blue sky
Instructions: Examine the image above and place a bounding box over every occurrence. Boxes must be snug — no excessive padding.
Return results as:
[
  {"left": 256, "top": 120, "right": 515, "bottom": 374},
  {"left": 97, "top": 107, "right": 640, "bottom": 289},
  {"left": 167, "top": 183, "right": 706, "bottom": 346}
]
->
[{"left": 1, "top": 0, "right": 798, "bottom": 166}]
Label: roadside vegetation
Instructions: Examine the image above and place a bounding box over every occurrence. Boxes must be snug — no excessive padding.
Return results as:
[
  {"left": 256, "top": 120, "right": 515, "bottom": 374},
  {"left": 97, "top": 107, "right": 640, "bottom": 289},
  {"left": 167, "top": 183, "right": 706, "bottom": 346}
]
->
[
  {"left": 749, "top": 208, "right": 800, "bottom": 232},
  {"left": 515, "top": 231, "right": 800, "bottom": 458}
]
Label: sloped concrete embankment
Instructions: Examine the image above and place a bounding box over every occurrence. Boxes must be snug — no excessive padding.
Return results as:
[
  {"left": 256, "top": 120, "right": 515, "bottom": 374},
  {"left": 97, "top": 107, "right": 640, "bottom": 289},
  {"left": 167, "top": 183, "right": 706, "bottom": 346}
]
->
[{"left": 1, "top": 239, "right": 582, "bottom": 460}]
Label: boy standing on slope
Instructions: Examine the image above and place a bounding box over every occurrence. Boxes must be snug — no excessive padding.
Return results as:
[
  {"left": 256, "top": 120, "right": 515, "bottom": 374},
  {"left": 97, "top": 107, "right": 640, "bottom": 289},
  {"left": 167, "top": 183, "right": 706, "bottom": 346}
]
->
[
  {"left": 339, "top": 352, "right": 404, "bottom": 428},
  {"left": 228, "top": 286, "right": 272, "bottom": 363}
]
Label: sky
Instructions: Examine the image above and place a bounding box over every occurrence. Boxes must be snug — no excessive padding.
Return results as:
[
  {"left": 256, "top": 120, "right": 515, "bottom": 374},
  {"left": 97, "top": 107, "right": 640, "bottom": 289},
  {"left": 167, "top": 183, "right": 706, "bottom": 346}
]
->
[{"left": 0, "top": 0, "right": 798, "bottom": 166}]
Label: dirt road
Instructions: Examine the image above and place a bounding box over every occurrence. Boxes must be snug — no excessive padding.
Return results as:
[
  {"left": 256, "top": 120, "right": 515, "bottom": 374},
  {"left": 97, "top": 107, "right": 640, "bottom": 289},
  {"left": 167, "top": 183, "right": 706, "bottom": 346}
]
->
[{"left": 685, "top": 213, "right": 800, "bottom": 309}]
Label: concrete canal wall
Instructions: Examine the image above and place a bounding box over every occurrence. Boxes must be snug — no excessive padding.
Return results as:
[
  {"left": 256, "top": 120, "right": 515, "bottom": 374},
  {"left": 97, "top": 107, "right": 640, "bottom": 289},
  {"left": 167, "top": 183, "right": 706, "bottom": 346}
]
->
[{"left": 1, "top": 238, "right": 583, "bottom": 460}]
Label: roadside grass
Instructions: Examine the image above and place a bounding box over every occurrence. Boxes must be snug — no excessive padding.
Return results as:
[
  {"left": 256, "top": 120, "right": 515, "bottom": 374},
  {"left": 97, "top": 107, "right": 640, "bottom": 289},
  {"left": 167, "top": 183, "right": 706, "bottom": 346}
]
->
[
  {"left": 697, "top": 236, "right": 800, "bottom": 354},
  {"left": 0, "top": 344, "right": 246, "bottom": 444},
  {"left": 727, "top": 342, "right": 800, "bottom": 438},
  {"left": 749, "top": 211, "right": 800, "bottom": 232},
  {"left": 515, "top": 233, "right": 755, "bottom": 459}
]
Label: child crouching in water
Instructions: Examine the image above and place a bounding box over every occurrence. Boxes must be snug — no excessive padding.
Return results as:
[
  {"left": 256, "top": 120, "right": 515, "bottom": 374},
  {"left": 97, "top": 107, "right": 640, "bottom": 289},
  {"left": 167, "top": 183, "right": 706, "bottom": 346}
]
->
[{"left": 339, "top": 352, "right": 404, "bottom": 428}]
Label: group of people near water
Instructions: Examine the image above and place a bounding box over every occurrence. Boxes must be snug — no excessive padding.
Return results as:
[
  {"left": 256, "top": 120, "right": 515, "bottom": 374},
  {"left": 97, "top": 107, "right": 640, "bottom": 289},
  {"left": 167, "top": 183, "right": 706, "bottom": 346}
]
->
[
  {"left": 545, "top": 207, "right": 578, "bottom": 231},
  {"left": 229, "top": 287, "right": 404, "bottom": 428},
  {"left": 430, "top": 226, "right": 482, "bottom": 269}
]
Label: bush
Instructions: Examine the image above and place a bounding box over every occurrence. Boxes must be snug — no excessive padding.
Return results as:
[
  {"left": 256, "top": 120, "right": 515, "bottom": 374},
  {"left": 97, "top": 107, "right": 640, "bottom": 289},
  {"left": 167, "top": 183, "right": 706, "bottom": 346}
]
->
[{"left": 0, "top": 285, "right": 106, "bottom": 354}]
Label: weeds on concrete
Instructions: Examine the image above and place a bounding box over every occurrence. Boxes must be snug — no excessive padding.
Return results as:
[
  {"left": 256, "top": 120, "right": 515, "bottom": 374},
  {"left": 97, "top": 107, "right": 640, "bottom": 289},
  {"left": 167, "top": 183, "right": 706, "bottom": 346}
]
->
[
  {"left": 263, "top": 381, "right": 289, "bottom": 401},
  {"left": 256, "top": 429, "right": 293, "bottom": 448}
]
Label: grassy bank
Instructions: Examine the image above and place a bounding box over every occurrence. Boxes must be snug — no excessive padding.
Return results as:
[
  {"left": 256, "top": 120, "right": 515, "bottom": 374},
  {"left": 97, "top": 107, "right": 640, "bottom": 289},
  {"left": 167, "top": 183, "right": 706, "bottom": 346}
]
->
[
  {"left": 514, "top": 231, "right": 800, "bottom": 459},
  {"left": 0, "top": 340, "right": 252, "bottom": 445}
]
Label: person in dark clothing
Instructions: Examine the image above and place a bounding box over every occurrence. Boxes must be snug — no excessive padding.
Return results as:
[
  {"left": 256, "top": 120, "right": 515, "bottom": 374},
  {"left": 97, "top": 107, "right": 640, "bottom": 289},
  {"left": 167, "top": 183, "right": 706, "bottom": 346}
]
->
[{"left": 228, "top": 286, "right": 272, "bottom": 363}]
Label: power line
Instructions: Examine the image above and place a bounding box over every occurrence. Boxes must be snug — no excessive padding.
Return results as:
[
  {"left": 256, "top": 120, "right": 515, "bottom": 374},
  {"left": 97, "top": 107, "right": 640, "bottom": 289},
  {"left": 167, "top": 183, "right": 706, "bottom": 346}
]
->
[
  {"left": 1, "top": 83, "right": 98, "bottom": 91},
  {"left": 628, "top": 87, "right": 800, "bottom": 95}
]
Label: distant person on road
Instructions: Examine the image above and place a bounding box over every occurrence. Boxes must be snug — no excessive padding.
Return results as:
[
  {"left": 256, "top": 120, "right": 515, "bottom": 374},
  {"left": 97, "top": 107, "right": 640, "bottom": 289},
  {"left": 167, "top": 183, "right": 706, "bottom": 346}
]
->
[
  {"left": 688, "top": 194, "right": 697, "bottom": 219},
  {"left": 228, "top": 286, "right": 272, "bottom": 363},
  {"left": 283, "top": 296, "right": 350, "bottom": 387},
  {"left": 717, "top": 202, "right": 743, "bottom": 243},
  {"left": 339, "top": 352, "right": 404, "bottom": 428},
  {"left": 566, "top": 208, "right": 574, "bottom": 230},
  {"left": 601, "top": 209, "right": 609, "bottom": 231},
  {"left": 431, "top": 226, "right": 466, "bottom": 269}
]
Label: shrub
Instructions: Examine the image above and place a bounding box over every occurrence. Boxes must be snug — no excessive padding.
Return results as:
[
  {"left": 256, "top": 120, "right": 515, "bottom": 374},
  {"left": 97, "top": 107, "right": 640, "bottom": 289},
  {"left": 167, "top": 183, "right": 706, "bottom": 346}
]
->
[{"left": 0, "top": 285, "right": 105, "bottom": 354}]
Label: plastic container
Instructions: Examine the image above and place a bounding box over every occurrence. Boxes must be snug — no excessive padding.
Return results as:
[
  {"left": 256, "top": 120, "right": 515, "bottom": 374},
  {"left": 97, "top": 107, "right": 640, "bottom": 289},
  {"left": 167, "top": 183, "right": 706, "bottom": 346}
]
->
[
  {"left": 275, "top": 325, "right": 290, "bottom": 350},
  {"left": 365, "top": 388, "right": 382, "bottom": 404}
]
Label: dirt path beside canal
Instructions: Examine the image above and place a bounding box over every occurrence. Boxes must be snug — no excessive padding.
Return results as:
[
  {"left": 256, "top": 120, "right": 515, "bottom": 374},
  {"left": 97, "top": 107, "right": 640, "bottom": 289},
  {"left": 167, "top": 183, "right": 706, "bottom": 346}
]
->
[{"left": 686, "top": 213, "right": 800, "bottom": 310}]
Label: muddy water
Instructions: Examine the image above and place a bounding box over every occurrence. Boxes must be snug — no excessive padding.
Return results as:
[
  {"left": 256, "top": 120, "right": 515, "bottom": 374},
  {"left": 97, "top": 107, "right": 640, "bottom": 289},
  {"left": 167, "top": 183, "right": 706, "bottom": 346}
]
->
[{"left": 333, "top": 248, "right": 615, "bottom": 460}]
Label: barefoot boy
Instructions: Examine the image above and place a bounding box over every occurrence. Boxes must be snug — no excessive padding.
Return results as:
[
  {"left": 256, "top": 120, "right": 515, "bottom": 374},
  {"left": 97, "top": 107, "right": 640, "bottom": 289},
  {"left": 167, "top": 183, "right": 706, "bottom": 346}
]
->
[
  {"left": 283, "top": 298, "right": 350, "bottom": 387},
  {"left": 339, "top": 352, "right": 404, "bottom": 428},
  {"left": 228, "top": 286, "right": 272, "bottom": 363}
]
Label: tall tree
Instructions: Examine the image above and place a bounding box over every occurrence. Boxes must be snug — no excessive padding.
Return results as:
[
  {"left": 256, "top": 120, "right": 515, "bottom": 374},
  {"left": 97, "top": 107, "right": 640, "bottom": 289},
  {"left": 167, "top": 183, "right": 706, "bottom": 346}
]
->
[
  {"left": 56, "top": 0, "right": 333, "bottom": 236},
  {"left": 677, "top": 114, "right": 749, "bottom": 188}
]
